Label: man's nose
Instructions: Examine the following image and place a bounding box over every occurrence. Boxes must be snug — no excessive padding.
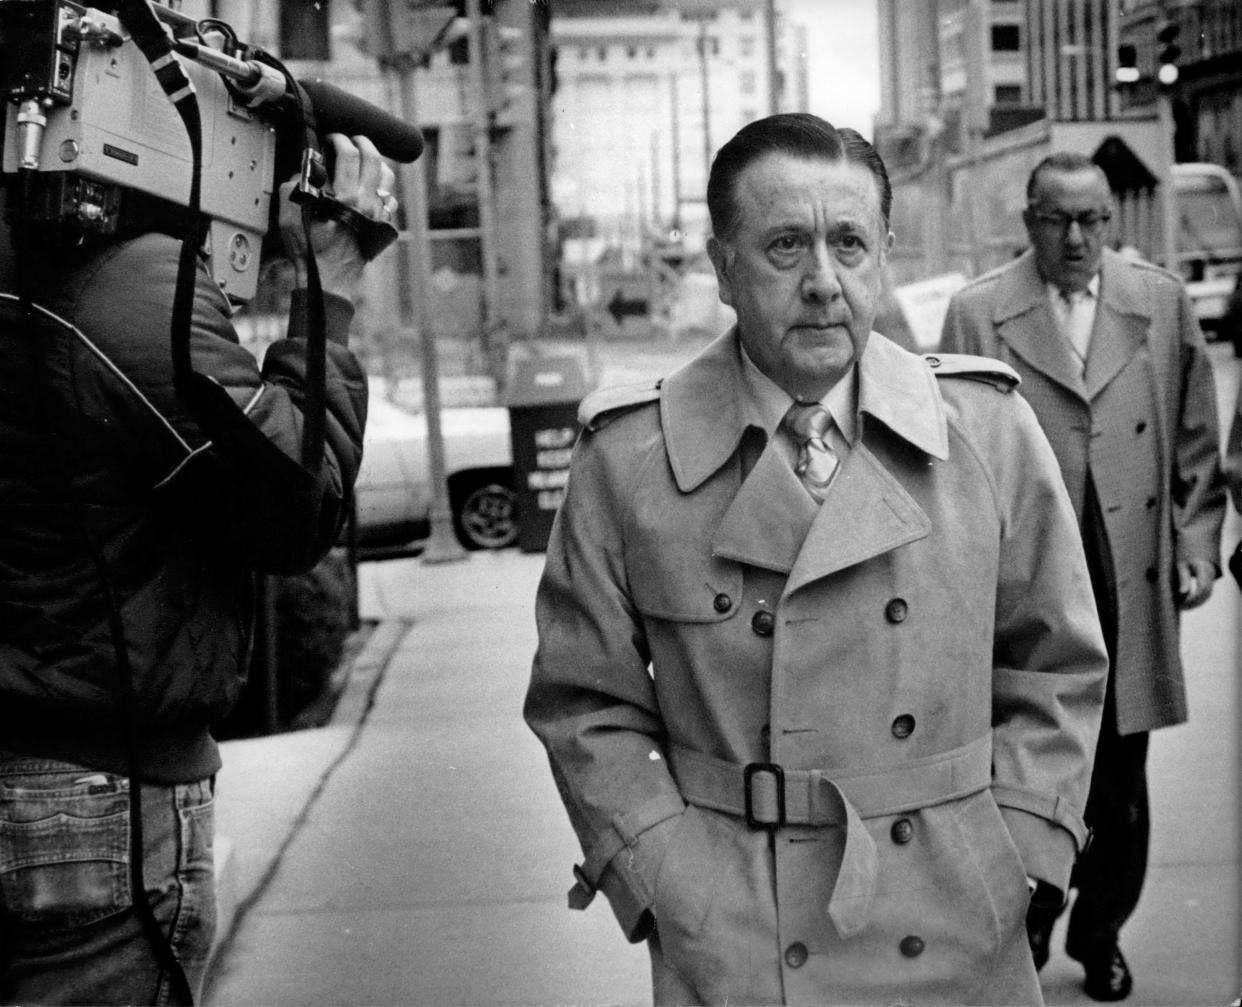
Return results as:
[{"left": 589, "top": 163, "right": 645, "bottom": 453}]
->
[
  {"left": 802, "top": 245, "right": 842, "bottom": 301},
  {"left": 1064, "top": 218, "right": 1087, "bottom": 245}
]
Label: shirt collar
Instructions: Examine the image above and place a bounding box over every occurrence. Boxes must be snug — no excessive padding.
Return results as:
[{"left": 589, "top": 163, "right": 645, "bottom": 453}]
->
[
  {"left": 1046, "top": 272, "right": 1100, "bottom": 303},
  {"left": 738, "top": 341, "right": 858, "bottom": 446}
]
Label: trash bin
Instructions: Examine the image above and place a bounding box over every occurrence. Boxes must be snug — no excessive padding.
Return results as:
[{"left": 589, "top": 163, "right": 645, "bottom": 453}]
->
[{"left": 506, "top": 355, "right": 590, "bottom": 553}]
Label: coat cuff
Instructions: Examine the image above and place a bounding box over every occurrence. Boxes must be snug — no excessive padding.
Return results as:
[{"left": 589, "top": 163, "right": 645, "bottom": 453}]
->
[
  {"left": 288, "top": 289, "right": 356, "bottom": 347},
  {"left": 999, "top": 805, "right": 1078, "bottom": 901},
  {"left": 566, "top": 794, "right": 684, "bottom": 941}
]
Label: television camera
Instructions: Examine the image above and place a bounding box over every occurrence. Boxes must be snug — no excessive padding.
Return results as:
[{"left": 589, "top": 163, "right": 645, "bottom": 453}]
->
[{"left": 0, "top": 0, "right": 423, "bottom": 302}]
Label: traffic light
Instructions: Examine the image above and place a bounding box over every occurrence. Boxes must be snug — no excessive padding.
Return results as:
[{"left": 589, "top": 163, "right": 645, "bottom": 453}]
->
[
  {"left": 1115, "top": 43, "right": 1140, "bottom": 85},
  {"left": 1156, "top": 21, "right": 1181, "bottom": 87}
]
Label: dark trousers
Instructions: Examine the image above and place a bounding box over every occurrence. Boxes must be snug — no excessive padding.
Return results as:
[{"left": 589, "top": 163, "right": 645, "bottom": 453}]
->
[{"left": 1063, "top": 476, "right": 1151, "bottom": 957}]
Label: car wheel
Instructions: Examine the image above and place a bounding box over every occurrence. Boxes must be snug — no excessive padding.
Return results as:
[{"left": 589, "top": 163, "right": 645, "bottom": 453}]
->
[{"left": 454, "top": 480, "right": 518, "bottom": 550}]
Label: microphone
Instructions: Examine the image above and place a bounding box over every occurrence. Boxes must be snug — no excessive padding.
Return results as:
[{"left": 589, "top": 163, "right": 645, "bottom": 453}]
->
[{"left": 298, "top": 79, "right": 424, "bottom": 164}]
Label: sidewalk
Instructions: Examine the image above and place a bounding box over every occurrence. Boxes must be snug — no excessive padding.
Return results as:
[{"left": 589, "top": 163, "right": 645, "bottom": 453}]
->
[
  {"left": 204, "top": 547, "right": 1240, "bottom": 1006},
  {"left": 204, "top": 551, "right": 649, "bottom": 1005}
]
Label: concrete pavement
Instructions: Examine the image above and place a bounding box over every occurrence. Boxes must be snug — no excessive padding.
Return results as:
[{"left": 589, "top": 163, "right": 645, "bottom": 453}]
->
[{"left": 204, "top": 551, "right": 650, "bottom": 1005}]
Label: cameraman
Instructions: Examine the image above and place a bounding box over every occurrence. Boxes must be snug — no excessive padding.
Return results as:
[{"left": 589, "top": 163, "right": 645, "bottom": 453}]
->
[{"left": 0, "top": 133, "right": 395, "bottom": 1004}]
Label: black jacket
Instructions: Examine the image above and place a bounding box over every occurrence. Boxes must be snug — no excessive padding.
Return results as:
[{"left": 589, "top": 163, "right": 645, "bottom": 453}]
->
[{"left": 0, "top": 233, "right": 367, "bottom": 782}]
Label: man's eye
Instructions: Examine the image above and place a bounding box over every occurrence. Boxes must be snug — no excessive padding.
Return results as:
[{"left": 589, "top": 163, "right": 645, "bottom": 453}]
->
[
  {"left": 771, "top": 236, "right": 801, "bottom": 253},
  {"left": 837, "top": 234, "right": 864, "bottom": 251}
]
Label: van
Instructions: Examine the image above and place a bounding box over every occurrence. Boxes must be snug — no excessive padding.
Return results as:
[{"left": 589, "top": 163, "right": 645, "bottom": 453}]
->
[{"left": 1171, "top": 163, "right": 1242, "bottom": 335}]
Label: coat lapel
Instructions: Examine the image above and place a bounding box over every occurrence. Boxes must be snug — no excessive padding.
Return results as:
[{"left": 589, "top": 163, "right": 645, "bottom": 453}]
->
[
  {"left": 713, "top": 442, "right": 818, "bottom": 574},
  {"left": 784, "top": 338, "right": 939, "bottom": 594},
  {"left": 1083, "top": 249, "right": 1151, "bottom": 400},
  {"left": 785, "top": 444, "right": 931, "bottom": 595},
  {"left": 993, "top": 253, "right": 1088, "bottom": 402}
]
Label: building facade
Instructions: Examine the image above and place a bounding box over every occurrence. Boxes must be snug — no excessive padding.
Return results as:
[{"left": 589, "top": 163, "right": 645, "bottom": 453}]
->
[{"left": 549, "top": 0, "right": 806, "bottom": 251}]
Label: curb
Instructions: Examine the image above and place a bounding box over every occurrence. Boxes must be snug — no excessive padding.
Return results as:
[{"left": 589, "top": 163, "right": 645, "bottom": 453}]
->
[{"left": 207, "top": 618, "right": 410, "bottom": 980}]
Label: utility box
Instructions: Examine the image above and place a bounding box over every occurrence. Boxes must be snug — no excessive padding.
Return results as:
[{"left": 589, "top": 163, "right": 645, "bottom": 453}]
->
[{"left": 506, "top": 356, "right": 590, "bottom": 552}]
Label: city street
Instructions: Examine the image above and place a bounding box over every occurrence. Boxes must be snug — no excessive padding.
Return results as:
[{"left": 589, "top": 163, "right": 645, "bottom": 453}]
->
[{"left": 204, "top": 344, "right": 1241, "bottom": 1006}]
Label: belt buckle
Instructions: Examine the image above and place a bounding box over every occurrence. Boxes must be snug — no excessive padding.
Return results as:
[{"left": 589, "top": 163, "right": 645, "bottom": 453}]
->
[{"left": 743, "top": 761, "right": 786, "bottom": 829}]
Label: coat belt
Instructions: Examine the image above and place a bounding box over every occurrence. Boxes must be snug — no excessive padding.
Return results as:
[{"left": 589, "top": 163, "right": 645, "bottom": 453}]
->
[{"left": 668, "top": 732, "right": 994, "bottom": 938}]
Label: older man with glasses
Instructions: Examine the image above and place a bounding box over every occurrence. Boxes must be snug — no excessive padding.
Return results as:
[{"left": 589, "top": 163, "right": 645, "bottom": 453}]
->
[{"left": 940, "top": 151, "right": 1226, "bottom": 1001}]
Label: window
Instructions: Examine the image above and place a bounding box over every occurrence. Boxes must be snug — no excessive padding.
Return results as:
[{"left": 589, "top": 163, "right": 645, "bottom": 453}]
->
[
  {"left": 740, "top": 69, "right": 756, "bottom": 94},
  {"left": 994, "top": 84, "right": 1022, "bottom": 104},
  {"left": 627, "top": 46, "right": 637, "bottom": 59},
  {"left": 991, "top": 24, "right": 1020, "bottom": 51},
  {"left": 740, "top": 36, "right": 755, "bottom": 58},
  {"left": 597, "top": 46, "right": 607, "bottom": 61}
]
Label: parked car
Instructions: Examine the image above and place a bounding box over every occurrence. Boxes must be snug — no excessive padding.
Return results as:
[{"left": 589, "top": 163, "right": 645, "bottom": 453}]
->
[
  {"left": 1171, "top": 163, "right": 1242, "bottom": 337},
  {"left": 351, "top": 394, "right": 516, "bottom": 552}
]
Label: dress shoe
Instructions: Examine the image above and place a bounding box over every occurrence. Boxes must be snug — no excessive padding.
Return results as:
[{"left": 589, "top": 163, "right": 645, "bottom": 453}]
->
[
  {"left": 1025, "top": 903, "right": 1056, "bottom": 971},
  {"left": 1077, "top": 945, "right": 1134, "bottom": 1002}
]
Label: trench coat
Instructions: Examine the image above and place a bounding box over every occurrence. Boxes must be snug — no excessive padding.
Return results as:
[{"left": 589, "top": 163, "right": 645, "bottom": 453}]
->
[
  {"left": 940, "top": 248, "right": 1226, "bottom": 735},
  {"left": 524, "top": 330, "right": 1108, "bottom": 1005}
]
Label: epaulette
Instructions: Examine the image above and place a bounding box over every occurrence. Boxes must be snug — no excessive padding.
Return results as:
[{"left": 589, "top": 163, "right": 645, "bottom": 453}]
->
[
  {"left": 578, "top": 379, "right": 662, "bottom": 431},
  {"left": 922, "top": 352, "right": 1020, "bottom": 392}
]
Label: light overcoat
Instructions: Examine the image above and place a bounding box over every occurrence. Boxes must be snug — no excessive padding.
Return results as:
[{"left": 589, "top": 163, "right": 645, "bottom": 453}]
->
[
  {"left": 525, "top": 331, "right": 1107, "bottom": 1005},
  {"left": 940, "top": 248, "right": 1226, "bottom": 734}
]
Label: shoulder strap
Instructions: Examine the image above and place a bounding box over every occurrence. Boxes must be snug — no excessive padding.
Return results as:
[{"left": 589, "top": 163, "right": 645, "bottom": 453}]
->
[
  {"left": 579, "top": 380, "right": 661, "bottom": 431},
  {"left": 923, "top": 353, "right": 1020, "bottom": 392}
]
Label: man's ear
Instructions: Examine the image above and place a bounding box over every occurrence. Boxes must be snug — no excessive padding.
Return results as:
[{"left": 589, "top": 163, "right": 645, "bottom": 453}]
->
[
  {"left": 707, "top": 235, "right": 734, "bottom": 307},
  {"left": 1021, "top": 208, "right": 1036, "bottom": 241}
]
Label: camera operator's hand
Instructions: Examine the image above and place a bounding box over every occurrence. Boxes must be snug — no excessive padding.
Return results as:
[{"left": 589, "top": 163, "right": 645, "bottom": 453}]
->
[{"left": 279, "top": 133, "right": 398, "bottom": 299}]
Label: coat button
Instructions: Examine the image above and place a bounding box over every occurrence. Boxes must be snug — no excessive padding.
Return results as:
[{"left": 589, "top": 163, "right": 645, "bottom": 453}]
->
[
  {"left": 713, "top": 593, "right": 732, "bottom": 613},
  {"left": 899, "top": 935, "right": 925, "bottom": 958},
  {"left": 1146, "top": 496, "right": 1157, "bottom": 510},
  {"left": 1145, "top": 567, "right": 1158, "bottom": 584},
  {"left": 891, "top": 714, "right": 916, "bottom": 739},
  {"left": 891, "top": 818, "right": 914, "bottom": 844},
  {"left": 925, "top": 355, "right": 941, "bottom": 368},
  {"left": 1136, "top": 421, "right": 1147, "bottom": 434},
  {"left": 884, "top": 598, "right": 908, "bottom": 624},
  {"left": 784, "top": 942, "right": 808, "bottom": 968},
  {"left": 751, "top": 610, "right": 775, "bottom": 636}
]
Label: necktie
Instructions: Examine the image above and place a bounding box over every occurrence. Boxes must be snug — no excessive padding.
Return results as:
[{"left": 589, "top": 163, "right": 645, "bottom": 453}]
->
[
  {"left": 1057, "top": 288, "right": 1092, "bottom": 372},
  {"left": 784, "top": 403, "right": 839, "bottom": 500}
]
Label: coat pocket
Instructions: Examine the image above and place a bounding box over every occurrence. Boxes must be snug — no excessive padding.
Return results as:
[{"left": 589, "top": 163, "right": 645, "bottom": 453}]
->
[{"left": 628, "top": 542, "right": 742, "bottom": 624}]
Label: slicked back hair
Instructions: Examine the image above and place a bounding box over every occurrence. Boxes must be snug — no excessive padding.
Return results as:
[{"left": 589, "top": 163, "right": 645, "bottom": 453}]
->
[
  {"left": 1026, "top": 151, "right": 1110, "bottom": 202},
  {"left": 706, "top": 113, "right": 892, "bottom": 240}
]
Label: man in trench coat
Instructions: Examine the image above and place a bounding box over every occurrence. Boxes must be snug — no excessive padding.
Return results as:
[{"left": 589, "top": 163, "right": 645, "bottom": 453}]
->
[
  {"left": 525, "top": 115, "right": 1108, "bottom": 1005},
  {"left": 940, "top": 152, "right": 1226, "bottom": 1001}
]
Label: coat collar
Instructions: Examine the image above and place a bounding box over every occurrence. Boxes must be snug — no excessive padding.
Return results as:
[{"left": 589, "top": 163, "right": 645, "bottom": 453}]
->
[
  {"left": 661, "top": 329, "right": 950, "bottom": 494},
  {"left": 990, "top": 249, "right": 1151, "bottom": 401}
]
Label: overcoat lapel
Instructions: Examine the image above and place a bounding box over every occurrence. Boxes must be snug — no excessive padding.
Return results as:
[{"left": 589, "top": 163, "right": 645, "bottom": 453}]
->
[
  {"left": 785, "top": 444, "right": 931, "bottom": 595},
  {"left": 713, "top": 443, "right": 818, "bottom": 574},
  {"left": 993, "top": 252, "right": 1088, "bottom": 402},
  {"left": 1083, "top": 249, "right": 1151, "bottom": 400}
]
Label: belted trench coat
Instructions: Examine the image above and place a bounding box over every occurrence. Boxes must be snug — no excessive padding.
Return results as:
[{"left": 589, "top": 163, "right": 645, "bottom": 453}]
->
[
  {"left": 525, "top": 331, "right": 1108, "bottom": 1005},
  {"left": 940, "top": 248, "right": 1226, "bottom": 735}
]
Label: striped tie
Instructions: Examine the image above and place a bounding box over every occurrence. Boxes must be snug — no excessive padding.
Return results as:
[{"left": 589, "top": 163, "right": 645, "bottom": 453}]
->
[{"left": 784, "top": 402, "right": 839, "bottom": 500}]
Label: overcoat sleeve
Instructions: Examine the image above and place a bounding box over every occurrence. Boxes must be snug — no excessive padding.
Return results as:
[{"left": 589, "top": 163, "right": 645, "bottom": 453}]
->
[
  {"left": 523, "top": 415, "right": 686, "bottom": 942},
  {"left": 1169, "top": 286, "right": 1227, "bottom": 571},
  {"left": 976, "top": 389, "right": 1108, "bottom": 901}
]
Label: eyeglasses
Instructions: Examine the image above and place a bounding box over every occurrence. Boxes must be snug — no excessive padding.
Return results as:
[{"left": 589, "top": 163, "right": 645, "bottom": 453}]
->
[{"left": 1028, "top": 210, "right": 1112, "bottom": 233}]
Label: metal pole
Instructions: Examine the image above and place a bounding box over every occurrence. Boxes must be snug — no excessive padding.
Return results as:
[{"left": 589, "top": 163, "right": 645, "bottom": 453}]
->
[
  {"left": 380, "top": 3, "right": 465, "bottom": 565},
  {"left": 670, "top": 71, "right": 683, "bottom": 232},
  {"left": 1157, "top": 90, "right": 1179, "bottom": 273},
  {"left": 465, "top": 0, "right": 506, "bottom": 390},
  {"left": 765, "top": 0, "right": 779, "bottom": 114},
  {"left": 698, "top": 19, "right": 712, "bottom": 190}
]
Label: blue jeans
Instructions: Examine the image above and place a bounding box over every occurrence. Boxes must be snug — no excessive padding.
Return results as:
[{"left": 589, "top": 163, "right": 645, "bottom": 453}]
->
[{"left": 0, "top": 752, "right": 216, "bottom": 1006}]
